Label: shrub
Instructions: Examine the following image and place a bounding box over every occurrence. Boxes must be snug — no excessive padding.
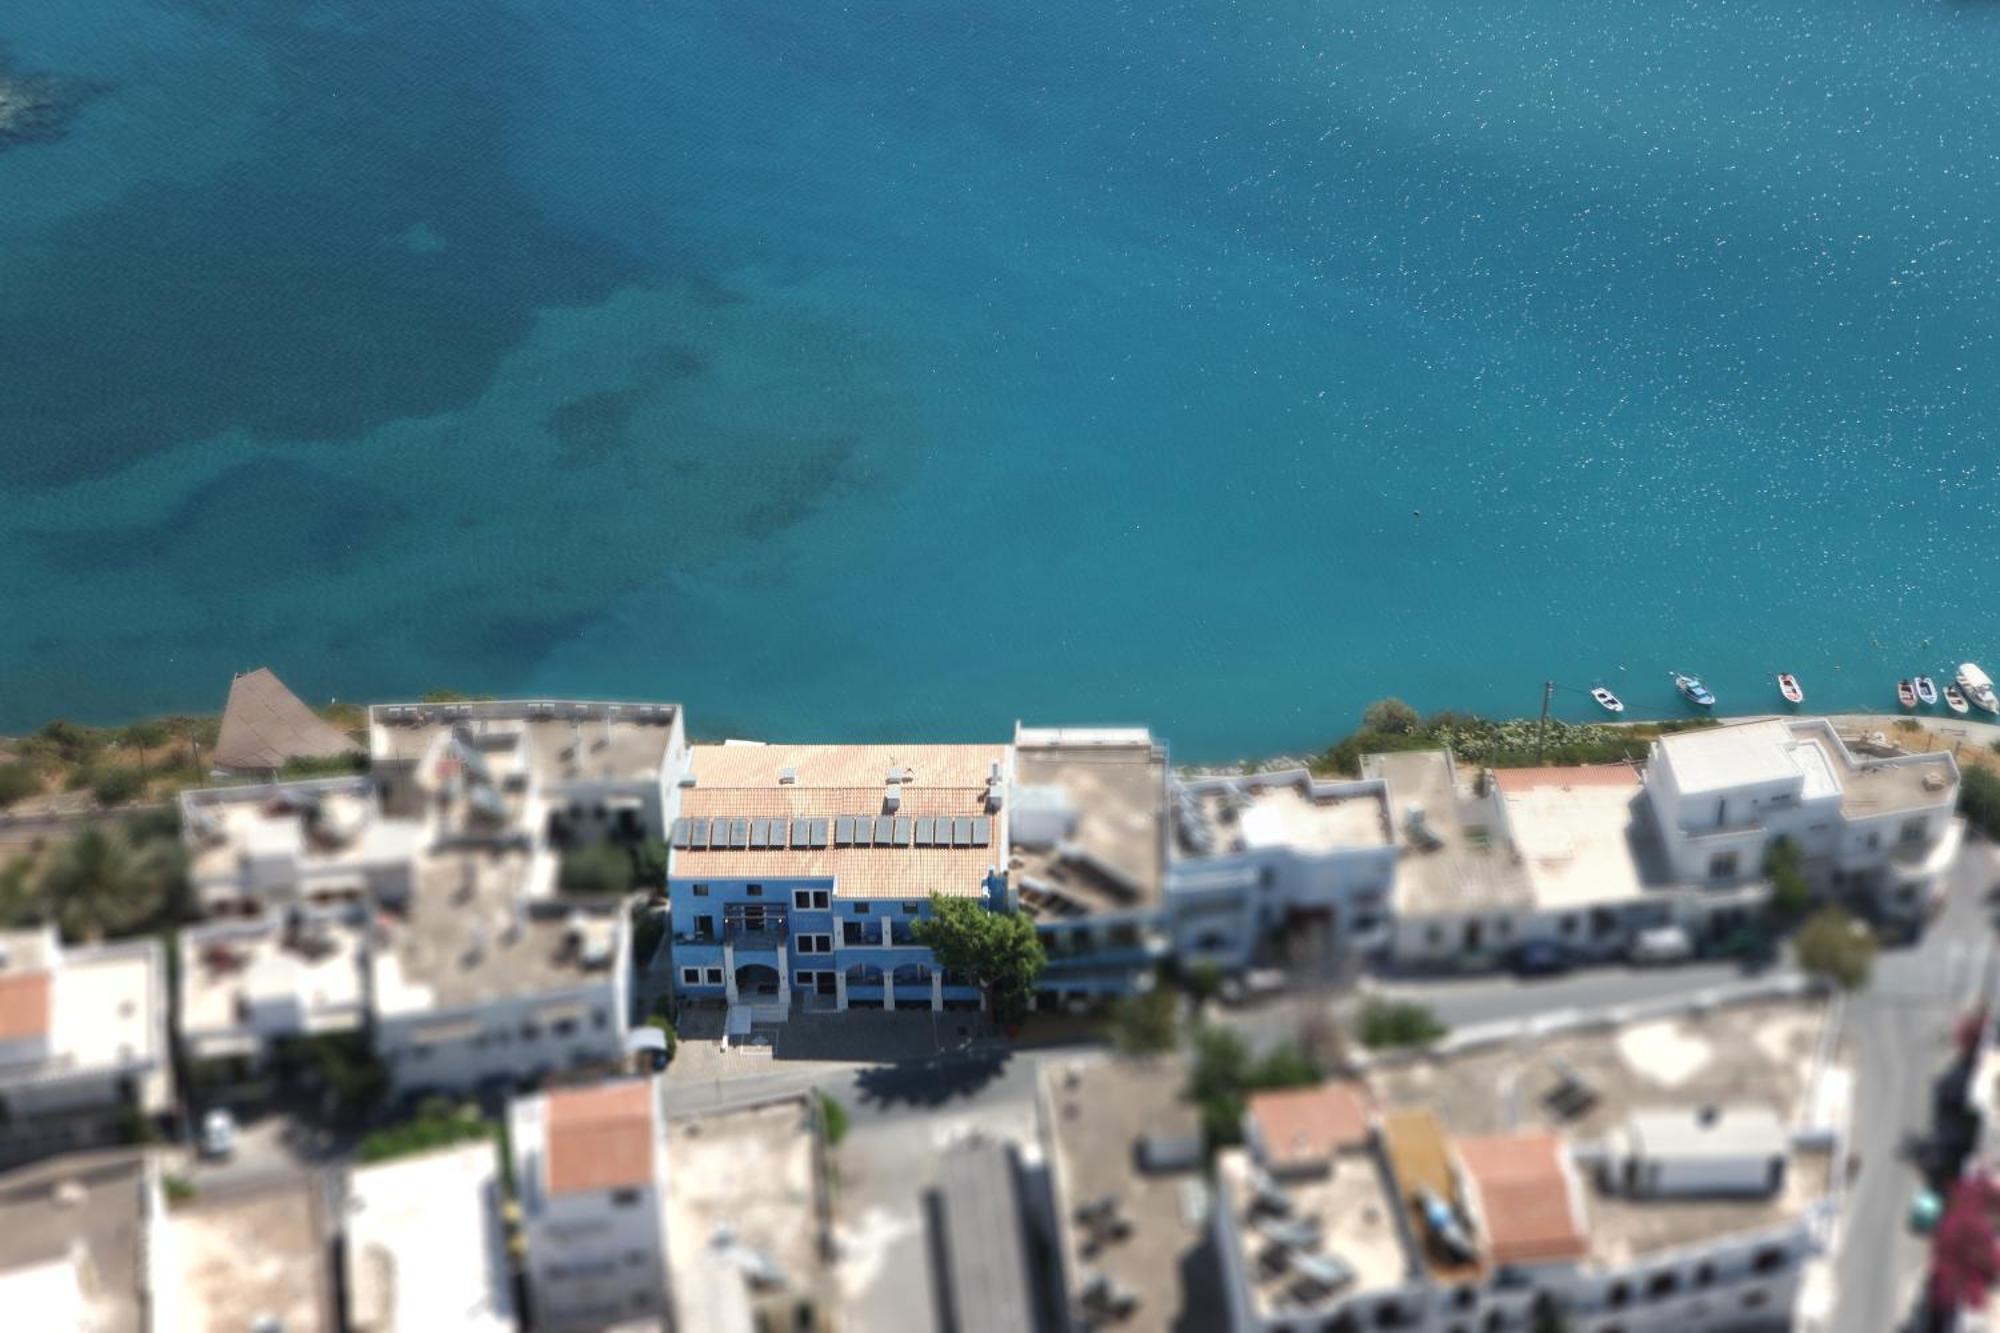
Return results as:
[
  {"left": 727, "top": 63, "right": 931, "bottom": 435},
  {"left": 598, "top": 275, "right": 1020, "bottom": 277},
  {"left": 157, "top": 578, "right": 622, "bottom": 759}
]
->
[
  {"left": 818, "top": 1092, "right": 850, "bottom": 1148},
  {"left": 559, "top": 842, "right": 635, "bottom": 897},
  {"left": 89, "top": 766, "right": 145, "bottom": 807},
  {"left": 278, "top": 753, "right": 368, "bottom": 779},
  {"left": 1963, "top": 767, "right": 2000, "bottom": 840},
  {"left": 358, "top": 1103, "right": 495, "bottom": 1164},
  {"left": 164, "top": 1173, "right": 196, "bottom": 1205},
  {"left": 646, "top": 1014, "right": 678, "bottom": 1064},
  {"left": 1107, "top": 988, "right": 1179, "bottom": 1056},
  {"left": 1797, "top": 906, "right": 1877, "bottom": 992},
  {"left": 1356, "top": 998, "right": 1448, "bottom": 1050},
  {"left": 1765, "top": 838, "right": 1810, "bottom": 921},
  {"left": 0, "top": 763, "right": 40, "bottom": 809},
  {"left": 632, "top": 839, "right": 670, "bottom": 889},
  {"left": 1363, "top": 698, "right": 1421, "bottom": 735},
  {"left": 1185, "top": 1026, "right": 1326, "bottom": 1148}
]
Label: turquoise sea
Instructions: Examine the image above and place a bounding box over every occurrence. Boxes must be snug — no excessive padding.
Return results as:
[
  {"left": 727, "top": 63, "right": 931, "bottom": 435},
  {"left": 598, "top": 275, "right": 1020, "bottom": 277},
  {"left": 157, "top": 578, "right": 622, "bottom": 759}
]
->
[{"left": 3, "top": 0, "right": 2000, "bottom": 759}]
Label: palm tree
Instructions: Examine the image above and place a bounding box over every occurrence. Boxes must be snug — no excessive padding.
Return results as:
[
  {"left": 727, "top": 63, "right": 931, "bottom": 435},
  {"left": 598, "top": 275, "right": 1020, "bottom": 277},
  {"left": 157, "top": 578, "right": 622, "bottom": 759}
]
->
[{"left": 37, "top": 827, "right": 173, "bottom": 942}]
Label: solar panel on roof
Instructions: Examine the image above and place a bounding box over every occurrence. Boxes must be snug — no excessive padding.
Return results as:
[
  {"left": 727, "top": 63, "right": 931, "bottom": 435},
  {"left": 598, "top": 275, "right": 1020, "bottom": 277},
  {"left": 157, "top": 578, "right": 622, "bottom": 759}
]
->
[
  {"left": 894, "top": 816, "right": 911, "bottom": 845},
  {"left": 851, "top": 817, "right": 872, "bottom": 848},
  {"left": 835, "top": 816, "right": 854, "bottom": 846},
  {"left": 671, "top": 818, "right": 690, "bottom": 850},
  {"left": 971, "top": 816, "right": 991, "bottom": 846},
  {"left": 730, "top": 819, "right": 749, "bottom": 849},
  {"left": 809, "top": 819, "right": 829, "bottom": 848},
  {"left": 688, "top": 818, "right": 709, "bottom": 849},
  {"left": 915, "top": 817, "right": 934, "bottom": 846},
  {"left": 953, "top": 817, "right": 973, "bottom": 846},
  {"left": 875, "top": 816, "right": 896, "bottom": 845},
  {"left": 791, "top": 818, "right": 810, "bottom": 848},
  {"left": 749, "top": 819, "right": 769, "bottom": 849}
]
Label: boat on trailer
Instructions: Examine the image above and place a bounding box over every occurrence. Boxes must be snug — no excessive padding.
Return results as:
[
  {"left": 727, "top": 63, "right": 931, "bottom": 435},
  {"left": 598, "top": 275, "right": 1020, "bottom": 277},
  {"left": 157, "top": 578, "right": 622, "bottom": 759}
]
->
[
  {"left": 1672, "top": 672, "right": 1716, "bottom": 708},
  {"left": 1591, "top": 686, "right": 1625, "bottom": 714},
  {"left": 1945, "top": 682, "right": 1971, "bottom": 715},
  {"left": 1776, "top": 673, "right": 1804, "bottom": 706},
  {"left": 1958, "top": 663, "right": 2000, "bottom": 714},
  {"left": 1914, "top": 675, "right": 1939, "bottom": 707},
  {"left": 1897, "top": 679, "right": 1918, "bottom": 709}
]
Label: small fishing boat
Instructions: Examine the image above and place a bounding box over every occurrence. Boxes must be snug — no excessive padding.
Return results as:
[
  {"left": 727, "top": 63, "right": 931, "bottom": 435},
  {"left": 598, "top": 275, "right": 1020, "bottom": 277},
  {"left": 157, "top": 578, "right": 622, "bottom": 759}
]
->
[
  {"left": 1776, "top": 673, "right": 1804, "bottom": 706},
  {"left": 1958, "top": 663, "right": 2000, "bottom": 714},
  {"left": 1945, "top": 682, "right": 1971, "bottom": 715},
  {"left": 1897, "top": 679, "right": 1918, "bottom": 709},
  {"left": 1672, "top": 672, "right": 1716, "bottom": 708},
  {"left": 1914, "top": 675, "right": 1939, "bottom": 707},
  {"left": 1591, "top": 686, "right": 1625, "bottom": 714}
]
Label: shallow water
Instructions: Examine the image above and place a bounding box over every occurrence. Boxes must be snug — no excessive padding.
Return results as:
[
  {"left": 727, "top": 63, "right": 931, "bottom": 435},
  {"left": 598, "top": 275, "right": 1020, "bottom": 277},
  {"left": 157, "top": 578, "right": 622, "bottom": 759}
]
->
[{"left": 3, "top": 0, "right": 1998, "bottom": 758}]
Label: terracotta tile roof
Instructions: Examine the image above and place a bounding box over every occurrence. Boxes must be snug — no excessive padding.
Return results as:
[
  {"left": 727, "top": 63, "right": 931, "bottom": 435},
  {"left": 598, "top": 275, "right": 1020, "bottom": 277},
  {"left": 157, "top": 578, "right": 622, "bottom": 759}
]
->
[
  {"left": 545, "top": 1080, "right": 655, "bottom": 1196},
  {"left": 1246, "top": 1082, "right": 1371, "bottom": 1171},
  {"left": 1454, "top": 1132, "right": 1588, "bottom": 1267},
  {"left": 1490, "top": 763, "right": 1643, "bottom": 794},
  {"left": 0, "top": 970, "right": 52, "bottom": 1042},
  {"left": 674, "top": 743, "right": 1008, "bottom": 900}
]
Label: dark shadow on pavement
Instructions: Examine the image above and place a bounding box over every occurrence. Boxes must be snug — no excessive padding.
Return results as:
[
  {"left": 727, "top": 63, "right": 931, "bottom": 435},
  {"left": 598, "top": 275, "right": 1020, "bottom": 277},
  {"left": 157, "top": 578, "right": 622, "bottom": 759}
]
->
[{"left": 852, "top": 1049, "right": 1012, "bottom": 1111}]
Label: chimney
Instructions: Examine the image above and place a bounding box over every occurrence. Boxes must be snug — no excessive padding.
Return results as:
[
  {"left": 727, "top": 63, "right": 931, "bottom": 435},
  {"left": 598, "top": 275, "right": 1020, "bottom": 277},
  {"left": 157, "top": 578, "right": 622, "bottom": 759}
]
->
[
  {"left": 986, "top": 762, "right": 1005, "bottom": 813},
  {"left": 884, "top": 785, "right": 901, "bottom": 813}
]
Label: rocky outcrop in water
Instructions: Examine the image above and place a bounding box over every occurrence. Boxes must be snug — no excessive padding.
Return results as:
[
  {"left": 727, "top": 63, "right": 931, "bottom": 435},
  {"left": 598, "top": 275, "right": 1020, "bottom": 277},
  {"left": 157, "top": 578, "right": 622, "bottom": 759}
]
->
[{"left": 0, "top": 45, "right": 104, "bottom": 152}]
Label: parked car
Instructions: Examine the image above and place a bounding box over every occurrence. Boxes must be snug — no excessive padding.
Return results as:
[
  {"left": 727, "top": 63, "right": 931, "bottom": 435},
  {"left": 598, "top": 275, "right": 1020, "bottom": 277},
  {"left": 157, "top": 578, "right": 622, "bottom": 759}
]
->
[
  {"left": 1628, "top": 925, "right": 1694, "bottom": 966},
  {"left": 1508, "top": 940, "right": 1576, "bottom": 977},
  {"left": 1218, "top": 968, "right": 1288, "bottom": 1007},
  {"left": 198, "top": 1108, "right": 237, "bottom": 1160}
]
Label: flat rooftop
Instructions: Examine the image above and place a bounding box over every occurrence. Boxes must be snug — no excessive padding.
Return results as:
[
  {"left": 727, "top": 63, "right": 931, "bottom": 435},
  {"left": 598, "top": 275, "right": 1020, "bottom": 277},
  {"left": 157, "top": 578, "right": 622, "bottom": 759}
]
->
[
  {"left": 372, "top": 848, "right": 619, "bottom": 1015},
  {"left": 1365, "top": 751, "right": 1532, "bottom": 918},
  {"left": 370, "top": 700, "right": 678, "bottom": 785},
  {"left": 1492, "top": 764, "right": 1657, "bottom": 913},
  {"left": 1795, "top": 721, "right": 1957, "bottom": 817},
  {"left": 0, "top": 1151, "right": 150, "bottom": 1333},
  {"left": 346, "top": 1142, "right": 516, "bottom": 1333},
  {"left": 663, "top": 1097, "right": 833, "bottom": 1332},
  {"left": 1655, "top": 721, "right": 1808, "bottom": 795},
  {"left": 169, "top": 1176, "right": 333, "bottom": 1333},
  {"left": 1369, "top": 998, "right": 1837, "bottom": 1267},
  {"left": 181, "top": 916, "right": 366, "bottom": 1051},
  {"left": 673, "top": 743, "right": 1008, "bottom": 900},
  {"left": 1216, "top": 1143, "right": 1414, "bottom": 1319},
  {"left": 0, "top": 935, "right": 161, "bottom": 1091},
  {"left": 183, "top": 780, "right": 421, "bottom": 888},
  {"left": 1043, "top": 1055, "right": 1210, "bottom": 1333},
  {"left": 1012, "top": 730, "right": 1167, "bottom": 920},
  {"left": 1184, "top": 770, "right": 1393, "bottom": 859}
]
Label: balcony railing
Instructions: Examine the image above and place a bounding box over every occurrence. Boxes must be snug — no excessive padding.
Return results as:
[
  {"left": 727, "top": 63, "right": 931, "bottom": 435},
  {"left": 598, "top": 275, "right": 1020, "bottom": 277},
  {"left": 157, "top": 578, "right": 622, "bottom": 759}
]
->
[{"left": 724, "top": 919, "right": 789, "bottom": 949}]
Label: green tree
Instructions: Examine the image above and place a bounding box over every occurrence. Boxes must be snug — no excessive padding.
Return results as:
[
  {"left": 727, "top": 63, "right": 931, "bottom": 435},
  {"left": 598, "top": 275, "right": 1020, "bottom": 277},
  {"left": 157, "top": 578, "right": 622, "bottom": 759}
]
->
[
  {"left": 0, "top": 763, "right": 39, "bottom": 809},
  {"left": 631, "top": 839, "right": 670, "bottom": 890},
  {"left": 1961, "top": 766, "right": 2000, "bottom": 840},
  {"left": 911, "top": 894, "right": 1046, "bottom": 1025},
  {"left": 0, "top": 857, "right": 42, "bottom": 929},
  {"left": 558, "top": 842, "right": 636, "bottom": 897},
  {"left": 1107, "top": 988, "right": 1180, "bottom": 1056},
  {"left": 37, "top": 826, "right": 177, "bottom": 941},
  {"left": 121, "top": 721, "right": 169, "bottom": 780},
  {"left": 818, "top": 1092, "right": 851, "bottom": 1148},
  {"left": 1797, "top": 906, "right": 1877, "bottom": 992},
  {"left": 1183, "top": 960, "right": 1224, "bottom": 1012},
  {"left": 1362, "top": 698, "right": 1421, "bottom": 735},
  {"left": 1765, "top": 837, "right": 1811, "bottom": 921},
  {"left": 89, "top": 766, "right": 145, "bottom": 807},
  {"left": 1356, "top": 998, "right": 1448, "bottom": 1050},
  {"left": 1186, "top": 1025, "right": 1255, "bottom": 1144}
]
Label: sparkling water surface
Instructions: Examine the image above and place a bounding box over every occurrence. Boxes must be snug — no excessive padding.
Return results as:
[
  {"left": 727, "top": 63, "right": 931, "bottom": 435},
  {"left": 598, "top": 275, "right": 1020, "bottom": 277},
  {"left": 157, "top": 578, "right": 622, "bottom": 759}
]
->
[{"left": 3, "top": 0, "right": 1999, "bottom": 758}]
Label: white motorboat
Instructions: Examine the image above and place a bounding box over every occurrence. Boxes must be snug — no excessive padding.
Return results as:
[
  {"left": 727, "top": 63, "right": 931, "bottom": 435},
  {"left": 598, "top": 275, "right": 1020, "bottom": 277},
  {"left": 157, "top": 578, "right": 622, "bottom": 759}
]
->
[
  {"left": 1958, "top": 663, "right": 2000, "bottom": 714},
  {"left": 1945, "top": 682, "right": 1971, "bottom": 715},
  {"left": 1914, "top": 675, "right": 1939, "bottom": 707},
  {"left": 1591, "top": 686, "right": 1625, "bottom": 714}
]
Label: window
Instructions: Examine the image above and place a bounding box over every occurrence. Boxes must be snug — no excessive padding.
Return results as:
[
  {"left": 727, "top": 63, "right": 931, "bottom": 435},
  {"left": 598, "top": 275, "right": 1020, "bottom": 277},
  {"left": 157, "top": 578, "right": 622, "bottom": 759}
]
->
[
  {"left": 1708, "top": 851, "right": 1738, "bottom": 880},
  {"left": 1558, "top": 915, "right": 1577, "bottom": 937},
  {"left": 794, "top": 889, "right": 816, "bottom": 909},
  {"left": 1606, "top": 1280, "right": 1630, "bottom": 1309},
  {"left": 1741, "top": 1290, "right": 1769, "bottom": 1310},
  {"left": 902, "top": 903, "right": 919, "bottom": 915},
  {"left": 553, "top": 1018, "right": 577, "bottom": 1038},
  {"left": 1450, "top": 1286, "right": 1476, "bottom": 1309},
  {"left": 853, "top": 903, "right": 870, "bottom": 914},
  {"left": 1374, "top": 1302, "right": 1407, "bottom": 1329},
  {"left": 592, "top": 1009, "right": 608, "bottom": 1030},
  {"left": 843, "top": 921, "right": 869, "bottom": 945},
  {"left": 682, "top": 967, "right": 702, "bottom": 985},
  {"left": 612, "top": 1188, "right": 643, "bottom": 1207},
  {"left": 746, "top": 884, "right": 764, "bottom": 897},
  {"left": 1750, "top": 1246, "right": 1788, "bottom": 1274},
  {"left": 1900, "top": 817, "right": 1928, "bottom": 845},
  {"left": 797, "top": 934, "right": 832, "bottom": 955},
  {"left": 705, "top": 967, "right": 723, "bottom": 985},
  {"left": 1865, "top": 832, "right": 1880, "bottom": 851},
  {"left": 1644, "top": 1271, "right": 1678, "bottom": 1300},
  {"left": 794, "top": 972, "right": 817, "bottom": 988},
  {"left": 691, "top": 884, "right": 709, "bottom": 897},
  {"left": 1692, "top": 1262, "right": 1714, "bottom": 1289},
  {"left": 519, "top": 1022, "right": 541, "bottom": 1041}
]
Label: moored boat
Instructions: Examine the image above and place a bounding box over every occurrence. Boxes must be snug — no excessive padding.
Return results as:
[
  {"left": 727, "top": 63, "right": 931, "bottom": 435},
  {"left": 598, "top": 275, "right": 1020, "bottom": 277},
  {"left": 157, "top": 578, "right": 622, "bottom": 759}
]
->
[
  {"left": 1672, "top": 672, "right": 1716, "bottom": 708},
  {"left": 1776, "top": 673, "right": 1804, "bottom": 706},
  {"left": 1945, "top": 682, "right": 1971, "bottom": 715},
  {"left": 1958, "top": 663, "right": 2000, "bottom": 714},
  {"left": 1591, "top": 686, "right": 1625, "bottom": 714},
  {"left": 1897, "top": 679, "right": 1917, "bottom": 709},
  {"left": 1915, "top": 675, "right": 1939, "bottom": 707}
]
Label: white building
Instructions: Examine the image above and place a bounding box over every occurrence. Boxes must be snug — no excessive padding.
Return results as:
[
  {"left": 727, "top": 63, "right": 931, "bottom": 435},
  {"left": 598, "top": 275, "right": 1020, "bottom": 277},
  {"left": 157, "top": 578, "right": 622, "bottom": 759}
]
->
[
  {"left": 0, "top": 1149, "right": 167, "bottom": 1333},
  {"left": 0, "top": 928, "right": 171, "bottom": 1167},
  {"left": 511, "top": 1078, "right": 671, "bottom": 1333},
  {"left": 181, "top": 777, "right": 422, "bottom": 916},
  {"left": 178, "top": 910, "right": 368, "bottom": 1071},
  {"left": 1646, "top": 719, "right": 1962, "bottom": 924},
  {"left": 1168, "top": 768, "right": 1398, "bottom": 971},
  {"left": 346, "top": 1141, "right": 518, "bottom": 1333}
]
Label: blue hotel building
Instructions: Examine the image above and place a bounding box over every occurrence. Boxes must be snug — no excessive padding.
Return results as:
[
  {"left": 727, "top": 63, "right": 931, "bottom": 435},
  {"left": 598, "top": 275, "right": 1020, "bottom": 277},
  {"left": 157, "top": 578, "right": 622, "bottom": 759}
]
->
[{"left": 664, "top": 743, "right": 1011, "bottom": 1021}]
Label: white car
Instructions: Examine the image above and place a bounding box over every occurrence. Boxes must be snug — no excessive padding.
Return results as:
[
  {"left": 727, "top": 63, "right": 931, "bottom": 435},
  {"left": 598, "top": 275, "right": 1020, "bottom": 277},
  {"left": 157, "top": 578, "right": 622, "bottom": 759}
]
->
[
  {"left": 1629, "top": 926, "right": 1694, "bottom": 966},
  {"left": 198, "top": 1108, "right": 237, "bottom": 1159}
]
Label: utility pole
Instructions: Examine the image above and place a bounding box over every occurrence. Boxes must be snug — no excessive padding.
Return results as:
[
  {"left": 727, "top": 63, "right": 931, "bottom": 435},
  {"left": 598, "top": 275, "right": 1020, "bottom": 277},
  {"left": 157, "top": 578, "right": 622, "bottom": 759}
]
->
[{"left": 1536, "top": 679, "right": 1555, "bottom": 764}]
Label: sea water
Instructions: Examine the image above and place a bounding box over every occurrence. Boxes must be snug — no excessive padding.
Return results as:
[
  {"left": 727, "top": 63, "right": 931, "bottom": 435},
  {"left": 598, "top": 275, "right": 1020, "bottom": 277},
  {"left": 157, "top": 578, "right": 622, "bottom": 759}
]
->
[{"left": 2, "top": 0, "right": 1998, "bottom": 759}]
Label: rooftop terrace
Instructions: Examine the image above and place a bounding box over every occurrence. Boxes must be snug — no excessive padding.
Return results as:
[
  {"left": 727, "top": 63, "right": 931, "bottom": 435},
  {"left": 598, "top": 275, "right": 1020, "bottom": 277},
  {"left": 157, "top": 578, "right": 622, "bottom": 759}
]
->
[
  {"left": 1491, "top": 764, "right": 1667, "bottom": 913},
  {"left": 0, "top": 931, "right": 162, "bottom": 1094},
  {"left": 1365, "top": 751, "right": 1532, "bottom": 918},
  {"left": 182, "top": 779, "right": 421, "bottom": 892},
  {"left": 180, "top": 914, "right": 366, "bottom": 1056},
  {"left": 370, "top": 700, "right": 678, "bottom": 785},
  {"left": 664, "top": 1097, "right": 833, "bottom": 1333},
  {"left": 0, "top": 1151, "right": 150, "bottom": 1333},
  {"left": 1217, "top": 1138, "right": 1415, "bottom": 1320},
  {"left": 1011, "top": 728, "right": 1167, "bottom": 920},
  {"left": 1183, "top": 769, "right": 1394, "bottom": 860},
  {"left": 1370, "top": 998, "right": 1837, "bottom": 1269},
  {"left": 168, "top": 1176, "right": 333, "bottom": 1333},
  {"left": 1042, "top": 1055, "right": 1211, "bottom": 1333},
  {"left": 372, "top": 847, "right": 618, "bottom": 1015}
]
